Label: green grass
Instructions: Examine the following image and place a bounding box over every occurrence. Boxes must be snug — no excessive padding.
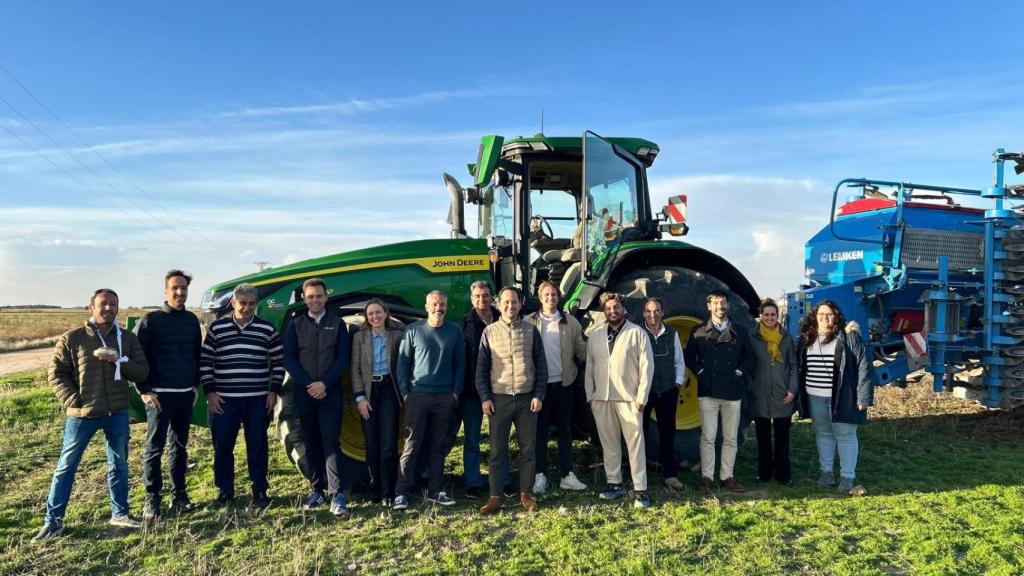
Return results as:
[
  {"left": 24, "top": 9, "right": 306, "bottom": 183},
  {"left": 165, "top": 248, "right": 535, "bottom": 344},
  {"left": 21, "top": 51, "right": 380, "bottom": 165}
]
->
[{"left": 1, "top": 370, "right": 1022, "bottom": 575}]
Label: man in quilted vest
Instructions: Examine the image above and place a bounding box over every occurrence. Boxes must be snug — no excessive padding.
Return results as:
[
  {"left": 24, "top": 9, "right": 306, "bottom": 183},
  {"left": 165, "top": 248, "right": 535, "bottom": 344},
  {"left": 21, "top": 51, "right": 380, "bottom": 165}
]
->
[
  {"left": 34, "top": 288, "right": 149, "bottom": 540},
  {"left": 476, "top": 286, "right": 548, "bottom": 514}
]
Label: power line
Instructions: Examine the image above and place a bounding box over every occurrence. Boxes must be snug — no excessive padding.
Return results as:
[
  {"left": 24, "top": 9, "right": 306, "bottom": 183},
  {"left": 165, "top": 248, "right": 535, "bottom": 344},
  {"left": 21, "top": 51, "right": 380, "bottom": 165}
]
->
[
  {"left": 0, "top": 122, "right": 221, "bottom": 262},
  {"left": 0, "top": 63, "right": 236, "bottom": 262}
]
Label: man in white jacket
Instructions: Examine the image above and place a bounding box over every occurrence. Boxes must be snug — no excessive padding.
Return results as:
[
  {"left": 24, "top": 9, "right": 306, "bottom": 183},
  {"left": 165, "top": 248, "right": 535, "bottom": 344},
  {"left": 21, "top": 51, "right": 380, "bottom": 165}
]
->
[{"left": 585, "top": 292, "right": 655, "bottom": 508}]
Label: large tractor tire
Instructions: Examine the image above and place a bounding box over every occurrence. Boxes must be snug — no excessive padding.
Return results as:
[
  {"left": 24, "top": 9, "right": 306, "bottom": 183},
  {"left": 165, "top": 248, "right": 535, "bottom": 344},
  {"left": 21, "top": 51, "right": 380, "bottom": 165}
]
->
[
  {"left": 572, "top": 265, "right": 754, "bottom": 467},
  {"left": 273, "top": 380, "right": 315, "bottom": 481},
  {"left": 273, "top": 315, "right": 403, "bottom": 492},
  {"left": 274, "top": 374, "right": 375, "bottom": 491}
]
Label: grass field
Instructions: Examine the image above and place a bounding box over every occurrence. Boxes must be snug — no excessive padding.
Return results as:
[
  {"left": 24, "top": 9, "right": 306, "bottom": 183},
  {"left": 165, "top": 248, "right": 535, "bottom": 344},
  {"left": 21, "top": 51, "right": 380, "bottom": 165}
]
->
[
  {"left": 0, "top": 309, "right": 193, "bottom": 353},
  {"left": 0, "top": 310, "right": 89, "bottom": 353},
  {"left": 0, "top": 370, "right": 1022, "bottom": 575}
]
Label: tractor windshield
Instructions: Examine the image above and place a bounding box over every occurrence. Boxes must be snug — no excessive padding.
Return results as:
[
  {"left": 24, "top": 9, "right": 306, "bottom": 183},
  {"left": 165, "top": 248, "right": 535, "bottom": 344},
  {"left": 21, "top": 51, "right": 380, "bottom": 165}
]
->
[
  {"left": 583, "top": 132, "right": 641, "bottom": 277},
  {"left": 478, "top": 182, "right": 515, "bottom": 240}
]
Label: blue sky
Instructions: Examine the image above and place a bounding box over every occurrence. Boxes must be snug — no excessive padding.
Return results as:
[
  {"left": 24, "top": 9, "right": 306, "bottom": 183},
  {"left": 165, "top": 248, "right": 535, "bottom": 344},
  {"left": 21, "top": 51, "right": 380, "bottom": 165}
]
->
[{"left": 2, "top": 2, "right": 1022, "bottom": 306}]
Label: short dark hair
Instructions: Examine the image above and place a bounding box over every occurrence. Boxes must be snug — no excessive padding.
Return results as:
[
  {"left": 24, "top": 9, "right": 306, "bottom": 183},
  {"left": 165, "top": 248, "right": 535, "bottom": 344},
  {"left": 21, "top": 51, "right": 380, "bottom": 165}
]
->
[
  {"left": 302, "top": 277, "right": 327, "bottom": 294},
  {"left": 91, "top": 288, "right": 119, "bottom": 305},
  {"left": 706, "top": 290, "right": 728, "bottom": 303},
  {"left": 498, "top": 286, "right": 522, "bottom": 302},
  {"left": 165, "top": 269, "right": 193, "bottom": 287}
]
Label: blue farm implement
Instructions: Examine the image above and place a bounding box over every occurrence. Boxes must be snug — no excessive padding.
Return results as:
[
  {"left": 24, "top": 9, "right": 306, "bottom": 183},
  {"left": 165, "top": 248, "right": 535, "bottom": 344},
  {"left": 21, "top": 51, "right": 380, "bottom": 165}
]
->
[{"left": 786, "top": 149, "right": 1024, "bottom": 409}]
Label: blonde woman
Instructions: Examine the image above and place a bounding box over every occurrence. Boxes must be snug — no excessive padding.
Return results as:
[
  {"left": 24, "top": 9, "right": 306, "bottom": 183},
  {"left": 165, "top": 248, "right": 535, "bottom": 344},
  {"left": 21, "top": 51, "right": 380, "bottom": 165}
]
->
[{"left": 351, "top": 298, "right": 404, "bottom": 507}]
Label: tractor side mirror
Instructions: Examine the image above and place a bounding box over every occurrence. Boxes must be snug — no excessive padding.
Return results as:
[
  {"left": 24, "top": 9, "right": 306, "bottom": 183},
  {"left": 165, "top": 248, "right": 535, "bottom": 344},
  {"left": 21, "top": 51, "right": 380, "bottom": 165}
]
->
[{"left": 659, "top": 195, "right": 689, "bottom": 236}]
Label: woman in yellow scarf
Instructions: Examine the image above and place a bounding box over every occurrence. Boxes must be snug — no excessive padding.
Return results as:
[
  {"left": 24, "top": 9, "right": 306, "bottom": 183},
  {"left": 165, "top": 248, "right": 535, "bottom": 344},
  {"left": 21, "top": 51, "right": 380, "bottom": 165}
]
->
[{"left": 747, "top": 298, "right": 798, "bottom": 485}]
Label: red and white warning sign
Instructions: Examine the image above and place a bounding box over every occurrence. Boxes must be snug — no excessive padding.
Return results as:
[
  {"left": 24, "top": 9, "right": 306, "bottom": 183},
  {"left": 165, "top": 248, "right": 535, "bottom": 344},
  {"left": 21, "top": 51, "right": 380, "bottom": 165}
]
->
[
  {"left": 904, "top": 329, "right": 928, "bottom": 369},
  {"left": 666, "top": 195, "right": 687, "bottom": 224}
]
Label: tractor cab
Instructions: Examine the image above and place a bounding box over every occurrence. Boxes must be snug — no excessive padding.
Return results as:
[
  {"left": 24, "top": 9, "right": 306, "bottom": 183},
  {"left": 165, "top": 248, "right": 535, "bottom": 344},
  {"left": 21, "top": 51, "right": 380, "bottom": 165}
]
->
[{"left": 445, "top": 132, "right": 684, "bottom": 308}]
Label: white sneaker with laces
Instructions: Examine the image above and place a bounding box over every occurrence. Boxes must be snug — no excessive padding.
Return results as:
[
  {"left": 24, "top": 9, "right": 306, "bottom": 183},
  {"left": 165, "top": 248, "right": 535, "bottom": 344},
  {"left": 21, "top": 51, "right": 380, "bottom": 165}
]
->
[
  {"left": 560, "top": 472, "right": 588, "bottom": 491},
  {"left": 533, "top": 473, "right": 548, "bottom": 495}
]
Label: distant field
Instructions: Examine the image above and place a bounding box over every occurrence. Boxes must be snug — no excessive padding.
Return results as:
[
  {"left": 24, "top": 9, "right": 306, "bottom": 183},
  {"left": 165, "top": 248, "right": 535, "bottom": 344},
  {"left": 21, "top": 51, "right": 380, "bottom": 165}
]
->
[
  {"left": 0, "top": 371, "right": 1021, "bottom": 575},
  {"left": 0, "top": 309, "right": 160, "bottom": 353}
]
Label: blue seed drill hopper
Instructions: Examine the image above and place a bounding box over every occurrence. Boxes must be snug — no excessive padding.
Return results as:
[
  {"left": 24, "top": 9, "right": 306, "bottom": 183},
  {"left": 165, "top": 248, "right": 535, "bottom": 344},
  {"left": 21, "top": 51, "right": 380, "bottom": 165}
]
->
[{"left": 786, "top": 149, "right": 1024, "bottom": 409}]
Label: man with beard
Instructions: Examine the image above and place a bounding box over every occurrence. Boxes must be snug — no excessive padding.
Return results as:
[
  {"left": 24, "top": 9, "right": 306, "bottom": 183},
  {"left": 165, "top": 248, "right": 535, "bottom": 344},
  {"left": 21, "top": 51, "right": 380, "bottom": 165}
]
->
[{"left": 585, "top": 293, "right": 654, "bottom": 508}]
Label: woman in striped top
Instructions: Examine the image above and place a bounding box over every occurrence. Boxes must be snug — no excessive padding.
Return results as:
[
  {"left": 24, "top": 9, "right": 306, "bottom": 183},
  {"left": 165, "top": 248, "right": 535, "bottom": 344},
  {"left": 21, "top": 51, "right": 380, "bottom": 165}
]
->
[{"left": 797, "top": 301, "right": 874, "bottom": 494}]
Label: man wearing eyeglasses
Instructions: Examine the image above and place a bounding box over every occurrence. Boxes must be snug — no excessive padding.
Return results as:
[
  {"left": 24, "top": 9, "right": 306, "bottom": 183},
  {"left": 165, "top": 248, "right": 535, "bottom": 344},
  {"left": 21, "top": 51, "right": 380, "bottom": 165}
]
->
[
  {"left": 585, "top": 292, "right": 655, "bottom": 509},
  {"left": 684, "top": 290, "right": 757, "bottom": 494}
]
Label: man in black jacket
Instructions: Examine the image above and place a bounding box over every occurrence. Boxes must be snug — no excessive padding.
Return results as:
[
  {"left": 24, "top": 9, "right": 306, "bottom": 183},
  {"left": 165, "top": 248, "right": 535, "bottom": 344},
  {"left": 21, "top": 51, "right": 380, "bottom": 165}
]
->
[
  {"left": 684, "top": 290, "right": 756, "bottom": 493},
  {"left": 283, "top": 278, "right": 351, "bottom": 516},
  {"left": 135, "top": 270, "right": 203, "bottom": 519}
]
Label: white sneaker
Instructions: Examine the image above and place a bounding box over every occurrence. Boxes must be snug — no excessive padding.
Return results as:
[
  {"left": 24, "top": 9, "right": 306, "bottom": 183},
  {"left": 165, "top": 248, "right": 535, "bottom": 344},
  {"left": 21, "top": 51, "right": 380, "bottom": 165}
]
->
[
  {"left": 533, "top": 473, "right": 548, "bottom": 495},
  {"left": 559, "top": 472, "right": 587, "bottom": 491}
]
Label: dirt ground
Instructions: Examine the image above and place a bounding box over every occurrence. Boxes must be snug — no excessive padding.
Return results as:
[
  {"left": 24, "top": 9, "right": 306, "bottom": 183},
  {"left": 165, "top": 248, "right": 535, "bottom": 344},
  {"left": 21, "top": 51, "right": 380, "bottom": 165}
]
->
[{"left": 0, "top": 347, "right": 51, "bottom": 377}]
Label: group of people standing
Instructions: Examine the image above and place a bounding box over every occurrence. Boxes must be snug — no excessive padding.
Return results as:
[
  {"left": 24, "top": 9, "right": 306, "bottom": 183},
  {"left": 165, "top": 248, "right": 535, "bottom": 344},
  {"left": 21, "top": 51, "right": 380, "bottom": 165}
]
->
[{"left": 32, "top": 270, "right": 874, "bottom": 540}]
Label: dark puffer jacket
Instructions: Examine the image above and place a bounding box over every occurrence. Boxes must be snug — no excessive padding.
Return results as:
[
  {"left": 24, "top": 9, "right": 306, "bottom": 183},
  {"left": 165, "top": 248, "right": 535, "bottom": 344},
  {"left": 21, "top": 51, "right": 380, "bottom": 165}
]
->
[
  {"left": 684, "top": 319, "right": 757, "bottom": 401},
  {"left": 797, "top": 330, "right": 875, "bottom": 425},
  {"left": 49, "top": 321, "right": 149, "bottom": 418},
  {"left": 133, "top": 303, "right": 202, "bottom": 394}
]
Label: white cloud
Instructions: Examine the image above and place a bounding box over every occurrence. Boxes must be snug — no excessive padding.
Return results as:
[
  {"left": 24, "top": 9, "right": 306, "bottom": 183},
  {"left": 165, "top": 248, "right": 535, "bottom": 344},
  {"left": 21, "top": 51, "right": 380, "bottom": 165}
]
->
[
  {"left": 648, "top": 174, "right": 827, "bottom": 299},
  {"left": 219, "top": 88, "right": 498, "bottom": 118}
]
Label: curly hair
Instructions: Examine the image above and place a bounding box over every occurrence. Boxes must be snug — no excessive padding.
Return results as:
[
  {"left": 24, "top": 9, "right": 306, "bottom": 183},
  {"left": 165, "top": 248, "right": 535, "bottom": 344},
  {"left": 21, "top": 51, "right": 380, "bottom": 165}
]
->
[{"left": 799, "top": 300, "right": 845, "bottom": 346}]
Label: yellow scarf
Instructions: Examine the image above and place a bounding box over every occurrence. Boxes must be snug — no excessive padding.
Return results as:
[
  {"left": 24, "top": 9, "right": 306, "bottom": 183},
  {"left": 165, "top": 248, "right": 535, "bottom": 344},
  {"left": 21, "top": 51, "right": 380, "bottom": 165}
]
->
[{"left": 759, "top": 323, "right": 783, "bottom": 363}]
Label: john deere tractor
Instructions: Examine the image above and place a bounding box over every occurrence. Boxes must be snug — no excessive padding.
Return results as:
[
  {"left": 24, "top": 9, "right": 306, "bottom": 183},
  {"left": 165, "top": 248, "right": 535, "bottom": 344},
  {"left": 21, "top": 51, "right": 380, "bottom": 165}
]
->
[{"left": 198, "top": 131, "right": 759, "bottom": 483}]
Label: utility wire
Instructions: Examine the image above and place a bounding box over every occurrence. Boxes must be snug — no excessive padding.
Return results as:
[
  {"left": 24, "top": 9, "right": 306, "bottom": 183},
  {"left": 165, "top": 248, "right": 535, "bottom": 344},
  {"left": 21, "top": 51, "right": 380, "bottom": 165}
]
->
[
  {"left": 0, "top": 63, "right": 236, "bottom": 262},
  {"left": 0, "top": 93, "right": 235, "bottom": 263},
  {"left": 0, "top": 63, "right": 232, "bottom": 259},
  {"left": 0, "top": 121, "right": 220, "bottom": 262}
]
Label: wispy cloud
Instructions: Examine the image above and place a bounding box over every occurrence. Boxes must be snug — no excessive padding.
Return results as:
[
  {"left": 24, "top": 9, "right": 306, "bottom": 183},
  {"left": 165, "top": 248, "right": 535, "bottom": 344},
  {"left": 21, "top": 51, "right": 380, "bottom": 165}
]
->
[
  {"left": 750, "top": 76, "right": 1018, "bottom": 119},
  {"left": 219, "top": 88, "right": 499, "bottom": 118}
]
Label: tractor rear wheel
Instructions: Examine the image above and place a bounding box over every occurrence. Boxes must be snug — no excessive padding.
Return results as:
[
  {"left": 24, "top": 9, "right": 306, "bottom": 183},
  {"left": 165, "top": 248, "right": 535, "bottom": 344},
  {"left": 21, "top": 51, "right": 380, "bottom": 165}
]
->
[{"left": 571, "top": 266, "right": 754, "bottom": 471}]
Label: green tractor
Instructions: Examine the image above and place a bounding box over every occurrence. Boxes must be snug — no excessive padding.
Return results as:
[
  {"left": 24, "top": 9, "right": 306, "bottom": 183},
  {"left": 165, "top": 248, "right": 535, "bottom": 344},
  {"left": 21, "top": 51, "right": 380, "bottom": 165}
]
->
[{"left": 198, "top": 131, "right": 759, "bottom": 483}]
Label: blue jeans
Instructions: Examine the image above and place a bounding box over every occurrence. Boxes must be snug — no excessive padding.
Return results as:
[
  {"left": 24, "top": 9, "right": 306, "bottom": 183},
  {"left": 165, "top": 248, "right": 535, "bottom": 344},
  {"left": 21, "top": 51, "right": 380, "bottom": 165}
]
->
[
  {"left": 44, "top": 411, "right": 131, "bottom": 526},
  {"left": 808, "top": 395, "right": 859, "bottom": 479}
]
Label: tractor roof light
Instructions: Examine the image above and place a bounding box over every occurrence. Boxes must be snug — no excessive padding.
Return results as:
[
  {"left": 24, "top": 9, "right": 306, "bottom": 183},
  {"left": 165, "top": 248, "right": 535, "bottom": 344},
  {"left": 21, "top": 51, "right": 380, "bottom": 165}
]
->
[
  {"left": 635, "top": 146, "right": 659, "bottom": 161},
  {"left": 502, "top": 141, "right": 553, "bottom": 154}
]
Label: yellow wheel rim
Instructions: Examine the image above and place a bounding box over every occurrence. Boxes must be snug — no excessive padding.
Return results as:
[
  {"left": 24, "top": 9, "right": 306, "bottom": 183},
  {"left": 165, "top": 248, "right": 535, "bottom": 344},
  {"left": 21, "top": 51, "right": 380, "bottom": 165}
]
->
[{"left": 664, "top": 315, "right": 703, "bottom": 431}]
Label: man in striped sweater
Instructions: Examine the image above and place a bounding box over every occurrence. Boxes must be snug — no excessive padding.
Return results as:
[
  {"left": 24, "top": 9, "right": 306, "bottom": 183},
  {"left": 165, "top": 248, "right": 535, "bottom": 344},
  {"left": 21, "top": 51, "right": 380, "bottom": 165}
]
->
[{"left": 200, "top": 283, "right": 285, "bottom": 507}]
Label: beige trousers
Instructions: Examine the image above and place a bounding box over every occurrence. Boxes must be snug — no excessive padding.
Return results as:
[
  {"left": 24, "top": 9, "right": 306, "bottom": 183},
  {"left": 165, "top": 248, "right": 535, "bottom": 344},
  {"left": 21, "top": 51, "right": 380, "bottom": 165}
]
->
[
  {"left": 698, "top": 397, "right": 742, "bottom": 480},
  {"left": 591, "top": 400, "right": 647, "bottom": 490}
]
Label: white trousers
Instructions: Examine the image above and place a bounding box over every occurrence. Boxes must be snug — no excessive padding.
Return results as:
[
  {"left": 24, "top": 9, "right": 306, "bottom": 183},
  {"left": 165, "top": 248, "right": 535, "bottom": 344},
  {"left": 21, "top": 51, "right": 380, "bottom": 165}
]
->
[
  {"left": 591, "top": 400, "right": 647, "bottom": 491},
  {"left": 698, "top": 397, "right": 742, "bottom": 480}
]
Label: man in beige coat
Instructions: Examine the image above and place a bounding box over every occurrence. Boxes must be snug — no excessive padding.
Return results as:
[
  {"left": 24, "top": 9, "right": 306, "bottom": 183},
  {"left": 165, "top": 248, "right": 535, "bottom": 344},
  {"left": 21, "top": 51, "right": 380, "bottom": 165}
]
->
[{"left": 585, "top": 292, "right": 654, "bottom": 508}]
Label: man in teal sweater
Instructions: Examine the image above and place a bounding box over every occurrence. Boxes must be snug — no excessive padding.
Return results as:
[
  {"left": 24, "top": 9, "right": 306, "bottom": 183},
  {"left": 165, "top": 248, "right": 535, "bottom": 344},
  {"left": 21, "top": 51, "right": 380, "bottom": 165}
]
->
[{"left": 392, "top": 290, "right": 465, "bottom": 510}]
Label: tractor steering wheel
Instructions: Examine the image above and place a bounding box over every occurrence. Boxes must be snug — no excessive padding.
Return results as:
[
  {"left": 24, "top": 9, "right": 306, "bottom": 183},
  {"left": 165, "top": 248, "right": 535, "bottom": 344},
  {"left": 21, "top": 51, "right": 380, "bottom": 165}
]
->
[{"left": 530, "top": 215, "right": 555, "bottom": 240}]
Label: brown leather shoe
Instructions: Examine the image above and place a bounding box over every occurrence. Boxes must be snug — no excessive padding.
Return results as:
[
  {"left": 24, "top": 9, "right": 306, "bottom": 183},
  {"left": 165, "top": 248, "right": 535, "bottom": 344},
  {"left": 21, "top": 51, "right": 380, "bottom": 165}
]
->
[
  {"left": 721, "top": 477, "right": 746, "bottom": 493},
  {"left": 479, "top": 496, "right": 501, "bottom": 514},
  {"left": 519, "top": 492, "right": 538, "bottom": 512},
  {"left": 694, "top": 476, "right": 714, "bottom": 491}
]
